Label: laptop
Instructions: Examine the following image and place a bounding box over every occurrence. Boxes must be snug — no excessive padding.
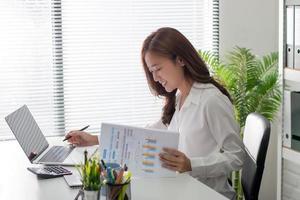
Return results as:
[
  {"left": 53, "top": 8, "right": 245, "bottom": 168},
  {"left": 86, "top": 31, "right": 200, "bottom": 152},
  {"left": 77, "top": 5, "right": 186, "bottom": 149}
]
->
[{"left": 5, "top": 105, "right": 98, "bottom": 165}]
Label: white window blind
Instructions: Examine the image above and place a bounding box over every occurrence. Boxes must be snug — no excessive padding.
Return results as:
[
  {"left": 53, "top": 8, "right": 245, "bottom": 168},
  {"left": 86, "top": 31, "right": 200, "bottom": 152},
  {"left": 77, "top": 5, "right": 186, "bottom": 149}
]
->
[
  {"left": 0, "top": 0, "right": 56, "bottom": 139},
  {"left": 0, "top": 0, "right": 219, "bottom": 139},
  {"left": 59, "top": 0, "right": 218, "bottom": 135}
]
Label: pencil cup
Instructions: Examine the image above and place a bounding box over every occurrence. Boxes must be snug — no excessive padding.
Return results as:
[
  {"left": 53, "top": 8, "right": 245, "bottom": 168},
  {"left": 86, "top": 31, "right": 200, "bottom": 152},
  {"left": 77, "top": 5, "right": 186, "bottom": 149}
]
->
[
  {"left": 105, "top": 182, "right": 131, "bottom": 200},
  {"left": 101, "top": 163, "right": 121, "bottom": 196}
]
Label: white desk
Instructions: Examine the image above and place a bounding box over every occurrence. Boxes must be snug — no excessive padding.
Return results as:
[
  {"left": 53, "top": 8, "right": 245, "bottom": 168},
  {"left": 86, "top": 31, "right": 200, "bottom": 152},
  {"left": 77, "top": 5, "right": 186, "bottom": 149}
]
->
[{"left": 0, "top": 138, "right": 228, "bottom": 200}]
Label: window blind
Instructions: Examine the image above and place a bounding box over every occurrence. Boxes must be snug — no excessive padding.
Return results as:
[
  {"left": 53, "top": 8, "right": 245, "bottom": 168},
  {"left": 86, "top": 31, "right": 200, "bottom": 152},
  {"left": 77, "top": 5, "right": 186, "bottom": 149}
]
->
[
  {"left": 0, "top": 0, "right": 219, "bottom": 140},
  {"left": 0, "top": 0, "right": 56, "bottom": 139},
  {"left": 58, "top": 0, "right": 217, "bottom": 135}
]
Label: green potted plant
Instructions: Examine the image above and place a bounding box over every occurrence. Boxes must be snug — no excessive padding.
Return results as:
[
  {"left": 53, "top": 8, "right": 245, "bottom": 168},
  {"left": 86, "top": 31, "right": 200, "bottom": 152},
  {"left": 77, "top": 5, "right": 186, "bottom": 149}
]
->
[
  {"left": 199, "top": 47, "right": 282, "bottom": 200},
  {"left": 78, "top": 150, "right": 103, "bottom": 200}
]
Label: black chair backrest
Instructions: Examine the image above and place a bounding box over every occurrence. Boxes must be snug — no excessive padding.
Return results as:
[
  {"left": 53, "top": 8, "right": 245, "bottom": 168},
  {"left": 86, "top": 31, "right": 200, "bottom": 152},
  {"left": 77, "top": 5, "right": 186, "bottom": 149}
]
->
[{"left": 241, "top": 113, "right": 271, "bottom": 200}]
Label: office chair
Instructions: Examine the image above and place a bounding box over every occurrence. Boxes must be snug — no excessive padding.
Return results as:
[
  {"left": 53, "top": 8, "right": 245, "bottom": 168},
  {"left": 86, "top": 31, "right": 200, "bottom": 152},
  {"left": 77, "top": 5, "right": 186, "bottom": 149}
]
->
[{"left": 241, "top": 112, "right": 271, "bottom": 200}]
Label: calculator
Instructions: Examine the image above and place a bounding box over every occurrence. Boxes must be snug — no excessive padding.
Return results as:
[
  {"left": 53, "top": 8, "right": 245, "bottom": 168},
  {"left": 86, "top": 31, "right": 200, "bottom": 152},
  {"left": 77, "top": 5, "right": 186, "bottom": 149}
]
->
[{"left": 27, "top": 166, "right": 72, "bottom": 179}]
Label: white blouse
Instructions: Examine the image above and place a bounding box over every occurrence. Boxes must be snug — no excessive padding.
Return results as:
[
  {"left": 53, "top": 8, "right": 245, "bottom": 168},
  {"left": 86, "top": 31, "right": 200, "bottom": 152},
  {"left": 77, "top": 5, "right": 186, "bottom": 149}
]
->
[{"left": 148, "top": 83, "right": 245, "bottom": 199}]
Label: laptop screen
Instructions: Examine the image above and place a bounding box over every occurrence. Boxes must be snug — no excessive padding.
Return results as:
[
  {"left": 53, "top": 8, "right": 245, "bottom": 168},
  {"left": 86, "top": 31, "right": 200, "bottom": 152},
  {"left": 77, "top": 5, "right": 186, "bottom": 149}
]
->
[{"left": 5, "top": 105, "right": 49, "bottom": 162}]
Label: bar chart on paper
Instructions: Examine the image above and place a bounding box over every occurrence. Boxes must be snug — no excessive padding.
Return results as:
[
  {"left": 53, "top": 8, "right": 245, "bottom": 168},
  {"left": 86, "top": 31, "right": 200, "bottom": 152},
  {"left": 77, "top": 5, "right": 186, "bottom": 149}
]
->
[{"left": 99, "top": 123, "right": 179, "bottom": 177}]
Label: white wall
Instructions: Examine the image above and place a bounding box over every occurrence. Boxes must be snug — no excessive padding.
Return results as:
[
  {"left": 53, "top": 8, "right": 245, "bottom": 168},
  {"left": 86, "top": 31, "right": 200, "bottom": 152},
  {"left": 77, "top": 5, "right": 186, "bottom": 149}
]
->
[
  {"left": 220, "top": 0, "right": 278, "bottom": 57},
  {"left": 219, "top": 1, "right": 279, "bottom": 200}
]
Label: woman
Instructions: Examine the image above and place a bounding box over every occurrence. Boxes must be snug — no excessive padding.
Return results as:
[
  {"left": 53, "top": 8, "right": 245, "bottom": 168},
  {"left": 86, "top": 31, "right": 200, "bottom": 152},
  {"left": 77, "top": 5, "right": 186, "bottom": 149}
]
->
[{"left": 66, "top": 27, "right": 245, "bottom": 199}]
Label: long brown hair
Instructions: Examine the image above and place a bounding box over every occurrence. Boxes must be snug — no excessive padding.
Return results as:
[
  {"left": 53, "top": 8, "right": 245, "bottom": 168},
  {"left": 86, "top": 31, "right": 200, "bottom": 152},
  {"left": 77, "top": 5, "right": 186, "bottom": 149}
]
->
[{"left": 141, "top": 27, "right": 231, "bottom": 125}]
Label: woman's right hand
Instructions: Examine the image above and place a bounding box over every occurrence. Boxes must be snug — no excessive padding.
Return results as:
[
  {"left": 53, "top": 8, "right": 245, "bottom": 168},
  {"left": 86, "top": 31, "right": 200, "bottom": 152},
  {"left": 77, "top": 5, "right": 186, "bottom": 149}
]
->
[{"left": 65, "top": 131, "right": 99, "bottom": 147}]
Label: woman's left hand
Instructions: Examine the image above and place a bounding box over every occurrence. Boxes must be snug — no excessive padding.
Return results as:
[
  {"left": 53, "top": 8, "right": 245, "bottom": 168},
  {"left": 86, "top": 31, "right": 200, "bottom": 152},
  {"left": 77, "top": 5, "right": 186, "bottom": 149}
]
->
[{"left": 159, "top": 147, "right": 192, "bottom": 173}]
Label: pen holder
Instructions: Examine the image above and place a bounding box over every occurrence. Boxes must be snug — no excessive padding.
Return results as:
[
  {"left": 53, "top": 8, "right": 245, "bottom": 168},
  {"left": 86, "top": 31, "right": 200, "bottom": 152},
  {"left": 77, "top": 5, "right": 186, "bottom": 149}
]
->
[
  {"left": 101, "top": 163, "right": 121, "bottom": 196},
  {"left": 105, "top": 182, "right": 131, "bottom": 200}
]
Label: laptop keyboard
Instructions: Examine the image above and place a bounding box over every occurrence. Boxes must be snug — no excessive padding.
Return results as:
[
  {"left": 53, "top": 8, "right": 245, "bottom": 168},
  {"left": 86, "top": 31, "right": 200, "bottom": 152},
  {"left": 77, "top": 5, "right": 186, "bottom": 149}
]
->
[{"left": 39, "top": 146, "right": 73, "bottom": 163}]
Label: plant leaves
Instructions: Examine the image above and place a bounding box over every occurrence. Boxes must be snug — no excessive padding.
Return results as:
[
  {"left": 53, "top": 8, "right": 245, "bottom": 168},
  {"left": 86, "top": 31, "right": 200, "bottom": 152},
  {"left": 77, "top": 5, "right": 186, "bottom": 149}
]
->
[{"left": 199, "top": 47, "right": 282, "bottom": 129}]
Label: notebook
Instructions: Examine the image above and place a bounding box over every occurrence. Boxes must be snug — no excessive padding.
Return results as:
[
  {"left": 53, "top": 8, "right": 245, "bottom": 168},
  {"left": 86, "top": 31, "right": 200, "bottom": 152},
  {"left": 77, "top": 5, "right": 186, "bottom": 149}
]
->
[
  {"left": 5, "top": 105, "right": 98, "bottom": 165},
  {"left": 63, "top": 167, "right": 82, "bottom": 188}
]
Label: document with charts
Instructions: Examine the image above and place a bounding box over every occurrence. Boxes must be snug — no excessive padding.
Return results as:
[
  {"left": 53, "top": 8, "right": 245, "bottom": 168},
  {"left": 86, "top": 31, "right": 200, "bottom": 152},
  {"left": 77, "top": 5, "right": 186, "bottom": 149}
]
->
[{"left": 99, "top": 123, "right": 179, "bottom": 177}]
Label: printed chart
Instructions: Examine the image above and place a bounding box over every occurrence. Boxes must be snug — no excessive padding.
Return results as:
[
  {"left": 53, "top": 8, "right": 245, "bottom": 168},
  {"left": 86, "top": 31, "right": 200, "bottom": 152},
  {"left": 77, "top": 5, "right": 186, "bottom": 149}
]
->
[{"left": 99, "top": 123, "right": 179, "bottom": 177}]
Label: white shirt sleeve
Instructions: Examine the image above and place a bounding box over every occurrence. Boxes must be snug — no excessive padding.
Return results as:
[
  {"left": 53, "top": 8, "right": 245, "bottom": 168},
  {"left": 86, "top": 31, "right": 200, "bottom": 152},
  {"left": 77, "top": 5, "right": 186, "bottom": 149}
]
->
[
  {"left": 145, "top": 119, "right": 168, "bottom": 130},
  {"left": 190, "top": 94, "right": 245, "bottom": 178}
]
